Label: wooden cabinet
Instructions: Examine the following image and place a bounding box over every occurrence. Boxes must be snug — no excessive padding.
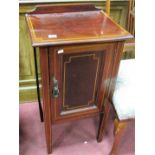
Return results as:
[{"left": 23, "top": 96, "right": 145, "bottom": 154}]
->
[
  {"left": 26, "top": 4, "right": 132, "bottom": 153},
  {"left": 49, "top": 43, "right": 116, "bottom": 123},
  {"left": 19, "top": 0, "right": 134, "bottom": 102}
]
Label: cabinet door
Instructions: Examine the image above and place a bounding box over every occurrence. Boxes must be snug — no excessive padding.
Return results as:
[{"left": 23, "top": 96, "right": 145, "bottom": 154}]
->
[{"left": 49, "top": 43, "right": 115, "bottom": 122}]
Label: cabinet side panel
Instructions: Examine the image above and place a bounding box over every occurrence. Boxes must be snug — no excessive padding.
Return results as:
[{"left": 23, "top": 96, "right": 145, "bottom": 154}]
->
[{"left": 40, "top": 47, "right": 52, "bottom": 153}]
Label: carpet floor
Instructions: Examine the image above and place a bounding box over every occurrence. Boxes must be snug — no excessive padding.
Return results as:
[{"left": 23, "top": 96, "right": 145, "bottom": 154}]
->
[{"left": 19, "top": 102, "right": 135, "bottom": 155}]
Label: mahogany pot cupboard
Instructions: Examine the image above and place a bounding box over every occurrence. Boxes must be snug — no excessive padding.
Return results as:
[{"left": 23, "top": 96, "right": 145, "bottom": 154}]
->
[{"left": 26, "top": 4, "right": 132, "bottom": 154}]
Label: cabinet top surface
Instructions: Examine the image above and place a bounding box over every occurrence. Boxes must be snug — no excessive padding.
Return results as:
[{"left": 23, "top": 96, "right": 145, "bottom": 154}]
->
[{"left": 26, "top": 4, "right": 133, "bottom": 47}]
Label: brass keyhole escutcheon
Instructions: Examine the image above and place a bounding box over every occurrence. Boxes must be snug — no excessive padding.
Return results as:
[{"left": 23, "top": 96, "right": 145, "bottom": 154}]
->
[{"left": 52, "top": 76, "right": 59, "bottom": 98}]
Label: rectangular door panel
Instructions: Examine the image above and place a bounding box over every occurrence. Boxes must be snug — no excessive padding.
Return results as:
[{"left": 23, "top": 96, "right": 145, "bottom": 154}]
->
[{"left": 62, "top": 51, "right": 103, "bottom": 110}]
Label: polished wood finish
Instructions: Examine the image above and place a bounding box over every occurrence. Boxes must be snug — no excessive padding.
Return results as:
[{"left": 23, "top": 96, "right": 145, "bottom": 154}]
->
[
  {"left": 19, "top": 1, "right": 133, "bottom": 103},
  {"left": 26, "top": 4, "right": 132, "bottom": 154},
  {"left": 97, "top": 98, "right": 111, "bottom": 142},
  {"left": 40, "top": 47, "right": 52, "bottom": 153},
  {"left": 26, "top": 4, "right": 132, "bottom": 47}
]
